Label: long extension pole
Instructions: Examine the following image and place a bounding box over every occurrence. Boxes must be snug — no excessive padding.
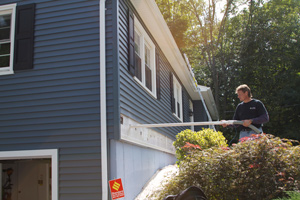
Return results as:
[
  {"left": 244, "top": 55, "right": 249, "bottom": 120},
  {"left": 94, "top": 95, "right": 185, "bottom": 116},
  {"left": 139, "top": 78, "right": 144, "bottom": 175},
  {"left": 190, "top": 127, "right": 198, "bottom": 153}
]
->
[{"left": 130, "top": 120, "right": 262, "bottom": 134}]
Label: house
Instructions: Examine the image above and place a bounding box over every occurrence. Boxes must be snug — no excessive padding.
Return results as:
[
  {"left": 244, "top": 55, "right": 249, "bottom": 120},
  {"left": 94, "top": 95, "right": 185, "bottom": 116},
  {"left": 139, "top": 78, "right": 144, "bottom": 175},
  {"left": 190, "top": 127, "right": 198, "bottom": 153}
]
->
[{"left": 0, "top": 0, "right": 218, "bottom": 199}]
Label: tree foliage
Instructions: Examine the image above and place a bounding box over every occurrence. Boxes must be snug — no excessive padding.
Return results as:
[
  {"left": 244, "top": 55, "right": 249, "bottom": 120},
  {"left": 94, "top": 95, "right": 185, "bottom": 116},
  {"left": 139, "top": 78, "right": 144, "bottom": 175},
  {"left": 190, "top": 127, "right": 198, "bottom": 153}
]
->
[
  {"left": 226, "top": 0, "right": 300, "bottom": 139},
  {"left": 156, "top": 0, "right": 300, "bottom": 140},
  {"left": 155, "top": 0, "right": 190, "bottom": 49}
]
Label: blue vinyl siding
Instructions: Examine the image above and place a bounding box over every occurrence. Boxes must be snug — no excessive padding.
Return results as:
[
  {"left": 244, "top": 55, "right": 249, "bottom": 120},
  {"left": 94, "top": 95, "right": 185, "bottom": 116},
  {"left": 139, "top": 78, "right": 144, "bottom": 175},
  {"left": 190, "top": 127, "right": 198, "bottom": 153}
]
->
[
  {"left": 0, "top": 0, "right": 103, "bottom": 199},
  {"left": 106, "top": 0, "right": 120, "bottom": 139},
  {"left": 118, "top": 0, "right": 192, "bottom": 139},
  {"left": 183, "top": 87, "right": 192, "bottom": 124},
  {"left": 110, "top": 140, "right": 176, "bottom": 199},
  {"left": 193, "top": 100, "right": 209, "bottom": 131},
  {"left": 0, "top": 0, "right": 204, "bottom": 199}
]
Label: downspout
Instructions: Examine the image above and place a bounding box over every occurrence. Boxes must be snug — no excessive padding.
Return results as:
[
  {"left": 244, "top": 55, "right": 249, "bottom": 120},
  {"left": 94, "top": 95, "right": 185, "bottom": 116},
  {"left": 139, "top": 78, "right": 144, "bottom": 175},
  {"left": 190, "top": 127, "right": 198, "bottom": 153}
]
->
[
  {"left": 197, "top": 87, "right": 215, "bottom": 130},
  {"left": 99, "top": 0, "right": 108, "bottom": 200}
]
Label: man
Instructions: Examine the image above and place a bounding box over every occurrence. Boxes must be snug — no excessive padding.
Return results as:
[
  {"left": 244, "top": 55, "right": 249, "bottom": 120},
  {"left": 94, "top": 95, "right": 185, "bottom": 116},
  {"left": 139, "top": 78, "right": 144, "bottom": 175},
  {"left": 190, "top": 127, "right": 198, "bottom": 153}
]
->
[{"left": 223, "top": 84, "right": 269, "bottom": 139}]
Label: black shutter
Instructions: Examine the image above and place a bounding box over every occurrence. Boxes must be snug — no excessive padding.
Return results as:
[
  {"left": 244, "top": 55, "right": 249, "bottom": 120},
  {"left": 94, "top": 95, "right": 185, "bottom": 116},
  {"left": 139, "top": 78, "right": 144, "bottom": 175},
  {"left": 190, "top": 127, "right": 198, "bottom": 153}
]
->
[
  {"left": 14, "top": 3, "right": 35, "bottom": 71},
  {"left": 170, "top": 72, "right": 175, "bottom": 113},
  {"left": 128, "top": 10, "right": 135, "bottom": 75},
  {"left": 156, "top": 52, "right": 161, "bottom": 99}
]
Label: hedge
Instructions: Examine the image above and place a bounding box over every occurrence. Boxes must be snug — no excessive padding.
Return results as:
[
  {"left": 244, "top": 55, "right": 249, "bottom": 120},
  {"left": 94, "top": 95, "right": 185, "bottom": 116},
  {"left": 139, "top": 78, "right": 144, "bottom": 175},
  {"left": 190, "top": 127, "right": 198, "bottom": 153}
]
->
[{"left": 150, "top": 133, "right": 300, "bottom": 200}]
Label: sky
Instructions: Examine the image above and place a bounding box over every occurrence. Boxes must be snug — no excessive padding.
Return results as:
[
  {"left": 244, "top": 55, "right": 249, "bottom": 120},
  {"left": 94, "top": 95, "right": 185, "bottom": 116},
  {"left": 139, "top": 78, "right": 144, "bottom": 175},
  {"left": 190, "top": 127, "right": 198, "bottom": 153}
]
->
[{"left": 215, "top": 0, "right": 248, "bottom": 20}]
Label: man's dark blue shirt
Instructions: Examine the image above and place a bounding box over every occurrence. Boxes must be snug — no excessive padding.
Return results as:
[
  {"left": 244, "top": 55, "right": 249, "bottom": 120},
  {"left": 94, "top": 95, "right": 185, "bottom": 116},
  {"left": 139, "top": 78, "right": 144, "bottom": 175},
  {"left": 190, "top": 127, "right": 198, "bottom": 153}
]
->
[{"left": 233, "top": 99, "right": 269, "bottom": 129}]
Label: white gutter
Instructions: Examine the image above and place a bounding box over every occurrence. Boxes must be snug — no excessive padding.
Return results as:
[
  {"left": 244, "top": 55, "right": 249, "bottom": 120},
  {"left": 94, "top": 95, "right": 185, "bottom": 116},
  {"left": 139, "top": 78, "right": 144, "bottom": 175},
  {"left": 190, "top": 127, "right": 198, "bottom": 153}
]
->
[{"left": 99, "top": 0, "right": 108, "bottom": 200}]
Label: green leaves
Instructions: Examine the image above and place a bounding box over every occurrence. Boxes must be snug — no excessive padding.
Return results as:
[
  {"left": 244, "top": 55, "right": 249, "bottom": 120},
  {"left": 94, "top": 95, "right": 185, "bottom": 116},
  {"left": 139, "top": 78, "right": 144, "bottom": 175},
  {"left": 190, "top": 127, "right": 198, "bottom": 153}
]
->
[
  {"left": 155, "top": 0, "right": 300, "bottom": 140},
  {"left": 224, "top": 0, "right": 300, "bottom": 139},
  {"left": 173, "top": 128, "right": 228, "bottom": 163},
  {"left": 155, "top": 0, "right": 190, "bottom": 49},
  {"left": 153, "top": 134, "right": 300, "bottom": 200},
  {"left": 273, "top": 191, "right": 300, "bottom": 200}
]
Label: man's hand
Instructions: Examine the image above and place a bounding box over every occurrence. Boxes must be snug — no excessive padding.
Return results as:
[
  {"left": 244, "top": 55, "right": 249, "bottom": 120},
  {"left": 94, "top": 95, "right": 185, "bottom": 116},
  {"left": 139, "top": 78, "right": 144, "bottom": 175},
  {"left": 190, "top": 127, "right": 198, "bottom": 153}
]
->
[
  {"left": 221, "top": 120, "right": 228, "bottom": 127},
  {"left": 243, "top": 119, "right": 253, "bottom": 127}
]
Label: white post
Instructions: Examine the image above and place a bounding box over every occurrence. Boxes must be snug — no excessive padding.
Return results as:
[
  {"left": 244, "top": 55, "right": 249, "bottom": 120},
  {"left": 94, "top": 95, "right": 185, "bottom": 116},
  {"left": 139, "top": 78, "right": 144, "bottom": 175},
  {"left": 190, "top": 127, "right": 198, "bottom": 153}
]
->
[{"left": 99, "top": 0, "right": 108, "bottom": 200}]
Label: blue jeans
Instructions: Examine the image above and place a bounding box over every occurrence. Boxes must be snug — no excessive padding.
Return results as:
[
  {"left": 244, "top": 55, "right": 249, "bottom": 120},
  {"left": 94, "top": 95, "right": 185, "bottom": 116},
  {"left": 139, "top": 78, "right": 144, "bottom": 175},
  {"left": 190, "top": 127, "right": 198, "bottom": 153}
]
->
[{"left": 239, "top": 127, "right": 263, "bottom": 139}]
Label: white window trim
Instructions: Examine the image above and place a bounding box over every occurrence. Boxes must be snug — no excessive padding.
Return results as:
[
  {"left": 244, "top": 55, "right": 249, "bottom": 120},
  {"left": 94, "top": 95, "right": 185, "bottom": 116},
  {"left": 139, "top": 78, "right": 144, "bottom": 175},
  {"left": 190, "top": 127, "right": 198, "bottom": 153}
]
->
[
  {"left": 0, "top": 3, "right": 16, "bottom": 76},
  {"left": 133, "top": 15, "right": 157, "bottom": 98},
  {"left": 0, "top": 149, "right": 58, "bottom": 200},
  {"left": 173, "top": 74, "right": 183, "bottom": 121}
]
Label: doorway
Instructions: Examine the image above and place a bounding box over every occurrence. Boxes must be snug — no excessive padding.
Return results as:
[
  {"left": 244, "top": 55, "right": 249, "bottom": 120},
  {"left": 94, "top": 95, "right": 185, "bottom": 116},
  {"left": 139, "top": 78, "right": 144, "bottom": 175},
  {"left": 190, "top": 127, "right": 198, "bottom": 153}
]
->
[
  {"left": 0, "top": 149, "right": 58, "bottom": 200},
  {"left": 1, "top": 159, "right": 51, "bottom": 200}
]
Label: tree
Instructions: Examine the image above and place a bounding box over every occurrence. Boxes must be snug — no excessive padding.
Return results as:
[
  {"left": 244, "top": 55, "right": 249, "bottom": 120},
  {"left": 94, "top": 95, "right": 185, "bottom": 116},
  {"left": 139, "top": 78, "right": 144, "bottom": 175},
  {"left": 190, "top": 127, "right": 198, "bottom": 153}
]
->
[
  {"left": 155, "top": 0, "right": 190, "bottom": 49},
  {"left": 156, "top": 0, "right": 300, "bottom": 140},
  {"left": 186, "top": 0, "right": 235, "bottom": 114},
  {"left": 235, "top": 0, "right": 300, "bottom": 139}
]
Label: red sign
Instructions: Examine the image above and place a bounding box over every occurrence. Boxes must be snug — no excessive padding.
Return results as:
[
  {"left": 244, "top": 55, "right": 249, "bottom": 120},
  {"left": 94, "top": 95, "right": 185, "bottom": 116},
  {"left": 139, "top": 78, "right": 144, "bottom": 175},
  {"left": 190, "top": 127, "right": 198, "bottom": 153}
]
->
[{"left": 109, "top": 178, "right": 125, "bottom": 199}]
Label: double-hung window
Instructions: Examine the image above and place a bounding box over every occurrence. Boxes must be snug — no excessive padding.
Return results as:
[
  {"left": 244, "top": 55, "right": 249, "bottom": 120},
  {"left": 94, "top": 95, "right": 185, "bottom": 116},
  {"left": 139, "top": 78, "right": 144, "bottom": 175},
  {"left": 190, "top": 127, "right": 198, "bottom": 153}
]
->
[
  {"left": 0, "top": 4, "right": 16, "bottom": 75},
  {"left": 0, "top": 3, "right": 35, "bottom": 75},
  {"left": 173, "top": 75, "right": 183, "bottom": 121},
  {"left": 134, "top": 16, "right": 156, "bottom": 98}
]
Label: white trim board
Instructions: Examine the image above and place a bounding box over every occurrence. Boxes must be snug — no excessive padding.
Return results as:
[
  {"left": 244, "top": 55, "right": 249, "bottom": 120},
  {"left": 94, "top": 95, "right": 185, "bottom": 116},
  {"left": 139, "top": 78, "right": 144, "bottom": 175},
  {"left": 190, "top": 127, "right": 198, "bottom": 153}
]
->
[
  {"left": 99, "top": 0, "right": 108, "bottom": 199},
  {"left": 121, "top": 115, "right": 176, "bottom": 155},
  {"left": 0, "top": 149, "right": 58, "bottom": 200}
]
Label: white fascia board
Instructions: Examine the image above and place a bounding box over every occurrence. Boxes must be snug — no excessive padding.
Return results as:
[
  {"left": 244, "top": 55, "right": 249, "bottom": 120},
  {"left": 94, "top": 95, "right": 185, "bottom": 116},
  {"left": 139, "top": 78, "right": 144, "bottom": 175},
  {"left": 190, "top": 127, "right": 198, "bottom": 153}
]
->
[{"left": 131, "top": 0, "right": 200, "bottom": 100}]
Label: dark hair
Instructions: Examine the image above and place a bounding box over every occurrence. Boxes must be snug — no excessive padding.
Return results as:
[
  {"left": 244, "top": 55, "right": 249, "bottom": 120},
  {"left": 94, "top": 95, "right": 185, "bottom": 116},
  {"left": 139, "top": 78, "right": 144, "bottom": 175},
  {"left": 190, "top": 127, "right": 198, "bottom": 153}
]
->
[{"left": 236, "top": 84, "right": 252, "bottom": 97}]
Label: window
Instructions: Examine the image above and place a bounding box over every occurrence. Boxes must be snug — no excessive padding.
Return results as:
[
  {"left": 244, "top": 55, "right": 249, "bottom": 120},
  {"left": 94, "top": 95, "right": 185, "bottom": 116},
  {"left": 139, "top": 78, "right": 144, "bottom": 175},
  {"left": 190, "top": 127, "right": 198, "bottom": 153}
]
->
[
  {"left": 0, "top": 4, "right": 16, "bottom": 75},
  {"left": 133, "top": 16, "right": 156, "bottom": 98},
  {"left": 173, "top": 75, "right": 183, "bottom": 121},
  {"left": 0, "top": 3, "right": 35, "bottom": 75}
]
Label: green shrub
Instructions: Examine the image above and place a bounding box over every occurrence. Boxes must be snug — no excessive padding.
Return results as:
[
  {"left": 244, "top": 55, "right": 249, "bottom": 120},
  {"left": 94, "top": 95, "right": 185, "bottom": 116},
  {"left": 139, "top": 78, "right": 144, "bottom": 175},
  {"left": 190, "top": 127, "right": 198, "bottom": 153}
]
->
[
  {"left": 273, "top": 191, "right": 300, "bottom": 200},
  {"left": 173, "top": 128, "right": 227, "bottom": 163},
  {"left": 150, "top": 134, "right": 300, "bottom": 200}
]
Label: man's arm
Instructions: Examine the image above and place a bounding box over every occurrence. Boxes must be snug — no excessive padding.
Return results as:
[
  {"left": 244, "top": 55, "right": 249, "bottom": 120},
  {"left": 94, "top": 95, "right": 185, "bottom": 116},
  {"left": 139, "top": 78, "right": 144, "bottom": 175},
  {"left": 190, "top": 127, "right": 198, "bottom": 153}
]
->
[
  {"left": 253, "top": 100, "right": 269, "bottom": 124},
  {"left": 252, "top": 113, "right": 269, "bottom": 124},
  {"left": 244, "top": 100, "right": 269, "bottom": 127}
]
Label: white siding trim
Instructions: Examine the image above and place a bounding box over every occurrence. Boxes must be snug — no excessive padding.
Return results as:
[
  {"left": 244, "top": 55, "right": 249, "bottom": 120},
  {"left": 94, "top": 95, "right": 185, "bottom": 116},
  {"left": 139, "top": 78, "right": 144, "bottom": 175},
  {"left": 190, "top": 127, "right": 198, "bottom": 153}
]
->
[
  {"left": 99, "top": 0, "right": 108, "bottom": 199},
  {"left": 120, "top": 115, "right": 176, "bottom": 154}
]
